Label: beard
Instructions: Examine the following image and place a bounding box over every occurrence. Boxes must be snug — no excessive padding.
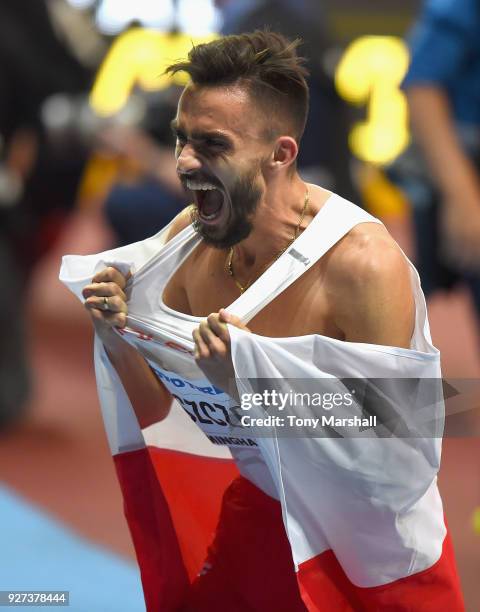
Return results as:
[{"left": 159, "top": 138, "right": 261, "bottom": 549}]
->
[{"left": 190, "top": 163, "right": 263, "bottom": 250}]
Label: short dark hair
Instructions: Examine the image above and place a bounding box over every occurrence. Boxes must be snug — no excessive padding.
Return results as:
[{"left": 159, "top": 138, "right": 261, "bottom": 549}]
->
[{"left": 166, "top": 30, "right": 309, "bottom": 142}]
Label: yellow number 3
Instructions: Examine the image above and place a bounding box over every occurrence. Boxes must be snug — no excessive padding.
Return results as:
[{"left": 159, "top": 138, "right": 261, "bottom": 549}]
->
[{"left": 335, "top": 36, "right": 410, "bottom": 165}]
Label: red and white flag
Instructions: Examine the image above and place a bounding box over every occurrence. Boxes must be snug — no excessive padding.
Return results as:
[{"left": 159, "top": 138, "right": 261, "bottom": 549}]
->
[{"left": 60, "top": 196, "right": 464, "bottom": 610}]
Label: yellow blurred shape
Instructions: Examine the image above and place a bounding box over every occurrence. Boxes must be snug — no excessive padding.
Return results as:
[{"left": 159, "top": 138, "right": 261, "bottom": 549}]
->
[
  {"left": 335, "top": 36, "right": 410, "bottom": 165},
  {"left": 359, "top": 162, "right": 408, "bottom": 219},
  {"left": 473, "top": 506, "right": 480, "bottom": 535},
  {"left": 77, "top": 153, "right": 121, "bottom": 205},
  {"left": 90, "top": 28, "right": 217, "bottom": 116}
]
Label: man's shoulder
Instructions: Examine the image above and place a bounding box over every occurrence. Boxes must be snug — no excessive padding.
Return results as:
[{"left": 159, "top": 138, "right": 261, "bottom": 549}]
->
[
  {"left": 320, "top": 221, "right": 415, "bottom": 345},
  {"left": 324, "top": 222, "right": 413, "bottom": 312},
  {"left": 327, "top": 221, "right": 405, "bottom": 277},
  {"left": 307, "top": 188, "right": 409, "bottom": 291}
]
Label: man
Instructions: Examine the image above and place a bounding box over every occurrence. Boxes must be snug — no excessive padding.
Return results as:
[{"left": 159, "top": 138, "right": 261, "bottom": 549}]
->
[{"left": 75, "top": 31, "right": 463, "bottom": 610}]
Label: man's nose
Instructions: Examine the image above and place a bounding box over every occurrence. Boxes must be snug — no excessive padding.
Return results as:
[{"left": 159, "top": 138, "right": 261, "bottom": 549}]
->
[{"left": 176, "top": 143, "right": 202, "bottom": 174}]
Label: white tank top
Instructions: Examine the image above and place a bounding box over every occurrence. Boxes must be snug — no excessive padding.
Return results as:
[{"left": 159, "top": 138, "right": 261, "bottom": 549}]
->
[
  {"left": 115, "top": 193, "right": 432, "bottom": 499},
  {"left": 60, "top": 191, "right": 446, "bottom": 586}
]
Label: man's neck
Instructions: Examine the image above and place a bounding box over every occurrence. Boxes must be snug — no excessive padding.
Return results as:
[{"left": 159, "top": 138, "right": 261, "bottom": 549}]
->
[{"left": 233, "top": 173, "right": 310, "bottom": 270}]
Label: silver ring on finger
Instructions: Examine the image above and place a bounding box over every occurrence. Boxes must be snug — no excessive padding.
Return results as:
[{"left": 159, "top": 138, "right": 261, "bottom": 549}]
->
[{"left": 103, "top": 296, "right": 109, "bottom": 311}]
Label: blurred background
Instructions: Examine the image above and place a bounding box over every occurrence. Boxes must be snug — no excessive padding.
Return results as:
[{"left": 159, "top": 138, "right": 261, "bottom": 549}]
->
[{"left": 0, "top": 0, "right": 479, "bottom": 610}]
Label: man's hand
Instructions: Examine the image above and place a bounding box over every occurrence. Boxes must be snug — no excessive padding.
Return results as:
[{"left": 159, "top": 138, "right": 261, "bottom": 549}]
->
[
  {"left": 83, "top": 266, "right": 173, "bottom": 428},
  {"left": 193, "top": 309, "right": 250, "bottom": 395},
  {"left": 82, "top": 266, "right": 130, "bottom": 345}
]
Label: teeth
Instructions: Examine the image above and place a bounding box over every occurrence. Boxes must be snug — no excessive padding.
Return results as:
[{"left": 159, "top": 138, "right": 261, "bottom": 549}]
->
[{"left": 186, "top": 179, "right": 217, "bottom": 191}]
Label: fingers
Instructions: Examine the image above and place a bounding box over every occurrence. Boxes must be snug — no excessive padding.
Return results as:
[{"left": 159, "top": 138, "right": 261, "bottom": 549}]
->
[
  {"left": 206, "top": 313, "right": 230, "bottom": 344},
  {"left": 84, "top": 294, "right": 128, "bottom": 314},
  {"left": 193, "top": 312, "right": 231, "bottom": 360},
  {"left": 89, "top": 307, "right": 127, "bottom": 329},
  {"left": 83, "top": 281, "right": 127, "bottom": 300},
  {"left": 82, "top": 267, "right": 129, "bottom": 316},
  {"left": 82, "top": 267, "right": 130, "bottom": 330},
  {"left": 192, "top": 310, "right": 251, "bottom": 362},
  {"left": 192, "top": 328, "right": 210, "bottom": 359},
  {"left": 197, "top": 319, "right": 228, "bottom": 357},
  {"left": 83, "top": 282, "right": 127, "bottom": 314},
  {"left": 218, "top": 309, "right": 250, "bottom": 332},
  {"left": 92, "top": 266, "right": 131, "bottom": 290},
  {"left": 193, "top": 311, "right": 251, "bottom": 350},
  {"left": 193, "top": 313, "right": 239, "bottom": 394}
]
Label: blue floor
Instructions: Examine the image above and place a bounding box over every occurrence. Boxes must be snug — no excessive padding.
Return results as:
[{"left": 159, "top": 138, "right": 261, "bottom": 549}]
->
[{"left": 0, "top": 486, "right": 145, "bottom": 611}]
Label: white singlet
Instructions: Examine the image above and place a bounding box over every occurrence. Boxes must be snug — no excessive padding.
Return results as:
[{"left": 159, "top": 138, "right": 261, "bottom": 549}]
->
[
  {"left": 60, "top": 191, "right": 447, "bottom": 587},
  {"left": 111, "top": 193, "right": 432, "bottom": 502}
]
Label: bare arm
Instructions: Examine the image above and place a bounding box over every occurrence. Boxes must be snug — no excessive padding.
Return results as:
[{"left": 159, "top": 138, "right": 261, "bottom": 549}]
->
[
  {"left": 83, "top": 209, "right": 193, "bottom": 428},
  {"left": 406, "top": 86, "right": 480, "bottom": 200},
  {"left": 406, "top": 85, "right": 480, "bottom": 268},
  {"left": 328, "top": 232, "right": 415, "bottom": 348},
  {"left": 103, "top": 326, "right": 172, "bottom": 429}
]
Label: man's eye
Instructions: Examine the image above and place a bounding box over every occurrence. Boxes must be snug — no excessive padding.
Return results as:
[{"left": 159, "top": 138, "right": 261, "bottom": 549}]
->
[
  {"left": 204, "top": 139, "right": 227, "bottom": 151},
  {"left": 176, "top": 136, "right": 187, "bottom": 147}
]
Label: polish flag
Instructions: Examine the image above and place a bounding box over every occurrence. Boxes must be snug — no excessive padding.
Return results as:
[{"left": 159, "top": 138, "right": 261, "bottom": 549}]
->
[
  {"left": 94, "top": 328, "right": 464, "bottom": 611},
  {"left": 60, "top": 211, "right": 465, "bottom": 610}
]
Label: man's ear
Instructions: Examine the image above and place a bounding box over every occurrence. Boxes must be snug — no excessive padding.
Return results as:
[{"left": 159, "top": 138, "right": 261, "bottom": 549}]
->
[{"left": 271, "top": 136, "right": 298, "bottom": 170}]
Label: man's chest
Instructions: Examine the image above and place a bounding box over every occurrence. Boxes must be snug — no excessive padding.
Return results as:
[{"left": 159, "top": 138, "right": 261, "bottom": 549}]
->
[{"left": 163, "top": 251, "right": 344, "bottom": 340}]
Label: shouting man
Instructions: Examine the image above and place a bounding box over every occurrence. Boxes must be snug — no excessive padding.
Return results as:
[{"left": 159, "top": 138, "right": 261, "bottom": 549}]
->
[{"left": 65, "top": 31, "right": 464, "bottom": 611}]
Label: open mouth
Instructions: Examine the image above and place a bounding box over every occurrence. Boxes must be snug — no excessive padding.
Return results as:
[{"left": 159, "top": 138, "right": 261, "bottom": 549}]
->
[{"left": 185, "top": 178, "right": 228, "bottom": 226}]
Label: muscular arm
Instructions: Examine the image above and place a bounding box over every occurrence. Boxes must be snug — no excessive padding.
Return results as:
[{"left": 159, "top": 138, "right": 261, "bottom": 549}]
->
[
  {"left": 101, "top": 330, "right": 172, "bottom": 429},
  {"left": 328, "top": 231, "right": 415, "bottom": 349},
  {"left": 84, "top": 207, "right": 193, "bottom": 429}
]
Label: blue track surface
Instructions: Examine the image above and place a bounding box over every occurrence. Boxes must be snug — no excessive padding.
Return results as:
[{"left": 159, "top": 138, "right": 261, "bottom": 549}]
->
[{"left": 0, "top": 486, "right": 145, "bottom": 611}]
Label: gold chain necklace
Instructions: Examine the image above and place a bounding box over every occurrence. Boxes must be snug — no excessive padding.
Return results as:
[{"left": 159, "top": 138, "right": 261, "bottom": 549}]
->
[{"left": 225, "top": 187, "right": 310, "bottom": 294}]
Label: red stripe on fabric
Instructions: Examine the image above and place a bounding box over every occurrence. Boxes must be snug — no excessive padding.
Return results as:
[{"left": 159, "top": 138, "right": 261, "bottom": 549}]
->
[
  {"left": 297, "top": 530, "right": 464, "bottom": 611},
  {"left": 147, "top": 446, "right": 238, "bottom": 581},
  {"left": 115, "top": 447, "right": 464, "bottom": 611},
  {"left": 114, "top": 449, "right": 189, "bottom": 612},
  {"left": 181, "top": 475, "right": 307, "bottom": 612}
]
